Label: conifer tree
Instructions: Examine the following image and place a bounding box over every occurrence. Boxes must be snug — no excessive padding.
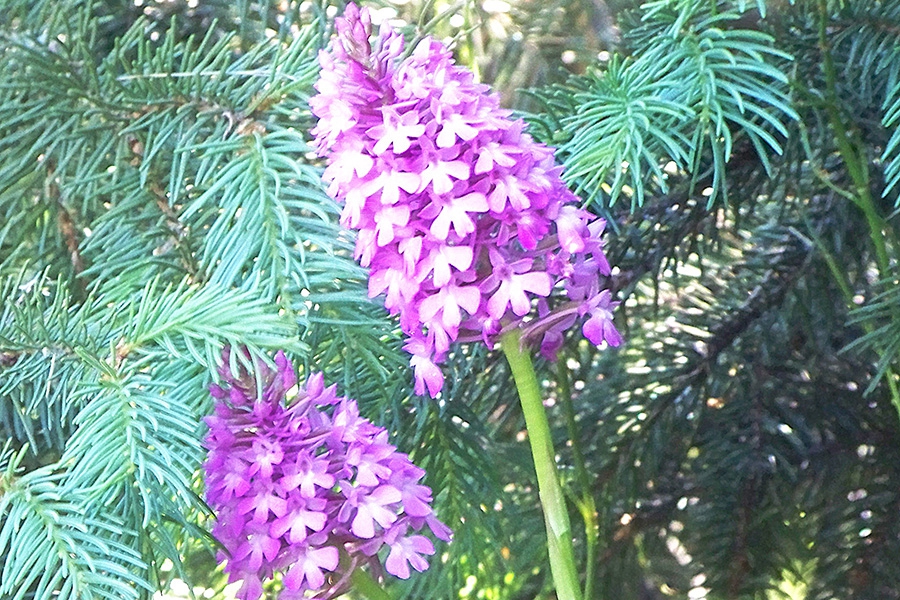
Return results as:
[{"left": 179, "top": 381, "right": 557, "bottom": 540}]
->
[{"left": 2, "top": 1, "right": 900, "bottom": 599}]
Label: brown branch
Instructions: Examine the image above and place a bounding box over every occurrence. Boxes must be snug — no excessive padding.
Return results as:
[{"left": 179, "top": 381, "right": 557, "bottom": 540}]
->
[
  {"left": 147, "top": 181, "right": 201, "bottom": 281},
  {"left": 45, "top": 163, "right": 87, "bottom": 289},
  {"left": 55, "top": 202, "right": 84, "bottom": 277}
]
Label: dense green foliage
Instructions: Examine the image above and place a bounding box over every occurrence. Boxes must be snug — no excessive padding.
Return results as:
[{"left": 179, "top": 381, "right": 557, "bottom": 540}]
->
[
  {"left": 0, "top": 2, "right": 407, "bottom": 597},
  {"left": 1, "top": 1, "right": 900, "bottom": 599},
  {"left": 525, "top": 1, "right": 900, "bottom": 598}
]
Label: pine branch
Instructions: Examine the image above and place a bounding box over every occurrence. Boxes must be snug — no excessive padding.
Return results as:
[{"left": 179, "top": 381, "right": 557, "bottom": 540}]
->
[
  {"left": 530, "top": 0, "right": 796, "bottom": 209},
  {"left": 0, "top": 271, "right": 102, "bottom": 455},
  {"left": 0, "top": 449, "right": 150, "bottom": 600}
]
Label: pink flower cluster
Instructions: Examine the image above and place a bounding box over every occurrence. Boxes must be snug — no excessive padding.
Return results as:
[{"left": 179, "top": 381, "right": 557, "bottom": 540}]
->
[
  {"left": 203, "top": 349, "right": 450, "bottom": 599},
  {"left": 310, "top": 4, "right": 621, "bottom": 397}
]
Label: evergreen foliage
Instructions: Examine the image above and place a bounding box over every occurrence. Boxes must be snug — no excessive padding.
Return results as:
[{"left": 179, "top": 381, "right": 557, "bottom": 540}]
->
[
  {"left": 2, "top": 0, "right": 900, "bottom": 599},
  {"left": 0, "top": 1, "right": 410, "bottom": 597},
  {"left": 523, "top": 1, "right": 900, "bottom": 598}
]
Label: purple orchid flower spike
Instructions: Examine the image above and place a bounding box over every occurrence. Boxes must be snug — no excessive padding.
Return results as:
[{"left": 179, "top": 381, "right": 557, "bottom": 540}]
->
[
  {"left": 203, "top": 349, "right": 450, "bottom": 599},
  {"left": 311, "top": 3, "right": 622, "bottom": 397}
]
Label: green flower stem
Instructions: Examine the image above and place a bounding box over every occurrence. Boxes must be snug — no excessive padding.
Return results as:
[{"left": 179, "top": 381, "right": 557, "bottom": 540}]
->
[
  {"left": 803, "top": 215, "right": 900, "bottom": 416},
  {"left": 818, "top": 0, "right": 891, "bottom": 276},
  {"left": 557, "top": 362, "right": 598, "bottom": 600},
  {"left": 350, "top": 566, "right": 392, "bottom": 600},
  {"left": 500, "top": 329, "right": 583, "bottom": 600},
  {"left": 817, "top": 0, "right": 900, "bottom": 417}
]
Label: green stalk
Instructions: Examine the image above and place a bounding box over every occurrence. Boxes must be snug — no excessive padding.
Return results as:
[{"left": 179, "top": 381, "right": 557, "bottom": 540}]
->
[
  {"left": 350, "top": 566, "right": 392, "bottom": 600},
  {"left": 817, "top": 0, "right": 900, "bottom": 417},
  {"left": 557, "top": 362, "right": 598, "bottom": 600},
  {"left": 556, "top": 359, "right": 600, "bottom": 598},
  {"left": 500, "top": 329, "right": 583, "bottom": 600},
  {"left": 803, "top": 217, "right": 900, "bottom": 415},
  {"left": 817, "top": 0, "right": 890, "bottom": 273}
]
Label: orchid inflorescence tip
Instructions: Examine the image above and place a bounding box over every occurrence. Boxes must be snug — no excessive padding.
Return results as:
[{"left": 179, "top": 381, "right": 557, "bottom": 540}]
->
[{"left": 310, "top": 3, "right": 621, "bottom": 397}]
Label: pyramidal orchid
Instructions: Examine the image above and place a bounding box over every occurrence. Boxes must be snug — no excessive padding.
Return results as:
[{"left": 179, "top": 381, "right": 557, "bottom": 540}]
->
[
  {"left": 203, "top": 348, "right": 450, "bottom": 599},
  {"left": 310, "top": 4, "right": 621, "bottom": 399}
]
